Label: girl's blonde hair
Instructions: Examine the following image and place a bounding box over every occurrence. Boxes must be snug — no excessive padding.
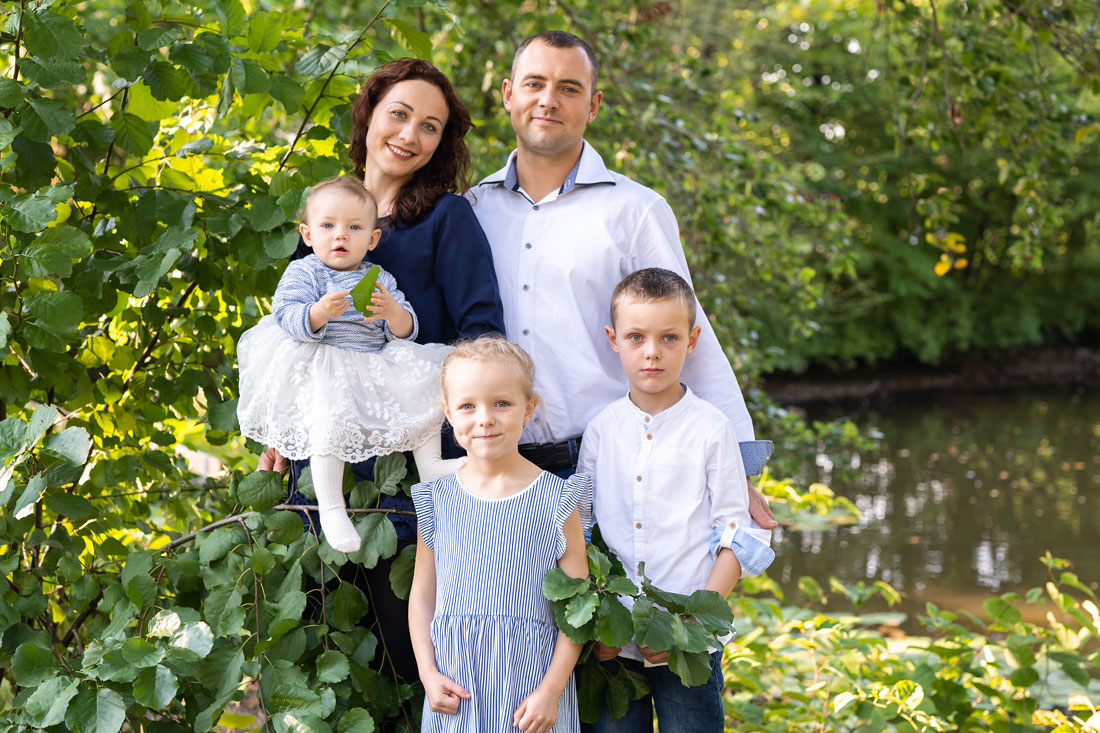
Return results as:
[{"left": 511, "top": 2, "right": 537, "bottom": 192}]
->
[{"left": 440, "top": 336, "right": 536, "bottom": 399}]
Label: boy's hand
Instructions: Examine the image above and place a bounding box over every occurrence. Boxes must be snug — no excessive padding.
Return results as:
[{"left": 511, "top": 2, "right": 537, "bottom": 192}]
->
[
  {"left": 593, "top": 642, "right": 622, "bottom": 662},
  {"left": 513, "top": 684, "right": 562, "bottom": 733},
  {"left": 363, "top": 281, "right": 413, "bottom": 337},
  {"left": 308, "top": 290, "right": 350, "bottom": 332},
  {"left": 747, "top": 478, "right": 778, "bottom": 529},
  {"left": 422, "top": 670, "right": 469, "bottom": 715},
  {"left": 638, "top": 644, "right": 669, "bottom": 665}
]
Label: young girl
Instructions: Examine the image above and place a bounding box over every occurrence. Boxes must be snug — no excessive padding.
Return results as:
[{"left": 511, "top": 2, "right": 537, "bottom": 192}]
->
[
  {"left": 409, "top": 337, "right": 588, "bottom": 733},
  {"left": 237, "top": 176, "right": 463, "bottom": 553}
]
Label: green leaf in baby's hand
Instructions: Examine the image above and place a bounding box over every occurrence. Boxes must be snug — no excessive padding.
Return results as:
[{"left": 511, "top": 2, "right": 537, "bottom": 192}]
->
[{"left": 349, "top": 265, "right": 381, "bottom": 313}]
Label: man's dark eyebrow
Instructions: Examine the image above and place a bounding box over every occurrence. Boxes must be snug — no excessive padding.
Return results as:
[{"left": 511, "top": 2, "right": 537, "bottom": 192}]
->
[
  {"left": 388, "top": 100, "right": 444, "bottom": 126},
  {"left": 520, "top": 72, "right": 588, "bottom": 89}
]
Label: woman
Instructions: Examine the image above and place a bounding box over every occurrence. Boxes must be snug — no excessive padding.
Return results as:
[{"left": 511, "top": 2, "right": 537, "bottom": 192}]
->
[{"left": 264, "top": 58, "right": 505, "bottom": 683}]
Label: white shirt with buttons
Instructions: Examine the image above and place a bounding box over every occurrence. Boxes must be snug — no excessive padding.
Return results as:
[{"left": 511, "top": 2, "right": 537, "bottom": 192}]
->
[
  {"left": 469, "top": 141, "right": 755, "bottom": 445},
  {"left": 577, "top": 387, "right": 774, "bottom": 661}
]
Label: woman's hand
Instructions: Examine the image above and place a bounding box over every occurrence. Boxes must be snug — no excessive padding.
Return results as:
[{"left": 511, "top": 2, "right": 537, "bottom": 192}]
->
[
  {"left": 422, "top": 669, "right": 470, "bottom": 715},
  {"left": 308, "top": 290, "right": 350, "bottom": 333},
  {"left": 363, "top": 281, "right": 413, "bottom": 338},
  {"left": 513, "top": 682, "right": 563, "bottom": 733},
  {"left": 257, "top": 446, "right": 289, "bottom": 475}
]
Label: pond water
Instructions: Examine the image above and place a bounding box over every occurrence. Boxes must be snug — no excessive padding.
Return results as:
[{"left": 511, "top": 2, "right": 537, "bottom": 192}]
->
[{"left": 770, "top": 385, "right": 1100, "bottom": 624}]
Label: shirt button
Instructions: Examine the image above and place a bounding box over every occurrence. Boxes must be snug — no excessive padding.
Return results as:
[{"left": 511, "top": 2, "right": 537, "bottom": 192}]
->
[
  {"left": 635, "top": 522, "right": 642, "bottom": 529},
  {"left": 646, "top": 434, "right": 653, "bottom": 440},
  {"left": 525, "top": 243, "right": 532, "bottom": 249},
  {"left": 635, "top": 475, "right": 642, "bottom": 482},
  {"left": 522, "top": 284, "right": 530, "bottom": 291},
  {"left": 522, "top": 329, "right": 529, "bottom": 335},
  {"left": 533, "top": 205, "right": 540, "bottom": 211},
  {"left": 729, "top": 521, "right": 738, "bottom": 528},
  {"left": 644, "top": 417, "right": 650, "bottom": 423}
]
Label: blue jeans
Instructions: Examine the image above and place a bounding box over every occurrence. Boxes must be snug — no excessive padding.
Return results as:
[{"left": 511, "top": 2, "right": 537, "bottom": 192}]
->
[{"left": 590, "top": 652, "right": 725, "bottom": 733}]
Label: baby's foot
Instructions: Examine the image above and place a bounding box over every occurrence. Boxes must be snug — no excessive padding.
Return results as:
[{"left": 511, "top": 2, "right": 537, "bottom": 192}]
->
[{"left": 318, "top": 508, "right": 361, "bottom": 553}]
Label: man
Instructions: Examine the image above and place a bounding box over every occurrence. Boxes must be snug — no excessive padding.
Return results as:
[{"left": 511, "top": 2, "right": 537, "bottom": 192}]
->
[{"left": 469, "top": 30, "right": 777, "bottom": 528}]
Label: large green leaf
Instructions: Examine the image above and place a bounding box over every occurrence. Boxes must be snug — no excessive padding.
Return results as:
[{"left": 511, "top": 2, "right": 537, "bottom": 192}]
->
[
  {"left": 385, "top": 19, "right": 432, "bottom": 59},
  {"left": 388, "top": 543, "right": 416, "bottom": 600},
  {"left": 22, "top": 11, "right": 84, "bottom": 59},
  {"left": 667, "top": 648, "right": 714, "bottom": 687},
  {"left": 3, "top": 191, "right": 58, "bottom": 232},
  {"left": 143, "top": 60, "right": 189, "bottom": 101},
  {"left": 330, "top": 582, "right": 369, "bottom": 631},
  {"left": 248, "top": 11, "right": 283, "bottom": 53},
  {"left": 12, "top": 642, "right": 60, "bottom": 686},
  {"left": 373, "top": 452, "right": 406, "bottom": 495},
  {"left": 111, "top": 112, "right": 155, "bottom": 156},
  {"left": 23, "top": 225, "right": 93, "bottom": 277},
  {"left": 296, "top": 44, "right": 346, "bottom": 78},
  {"left": 315, "top": 649, "right": 350, "bottom": 683},
  {"left": 213, "top": 0, "right": 247, "bottom": 37},
  {"left": 565, "top": 591, "right": 600, "bottom": 627},
  {"left": 337, "top": 708, "right": 376, "bottom": 733},
  {"left": 0, "top": 77, "right": 23, "bottom": 107},
  {"left": 238, "top": 470, "right": 284, "bottom": 510},
  {"left": 19, "top": 57, "right": 86, "bottom": 89},
  {"left": 42, "top": 426, "right": 91, "bottom": 465},
  {"left": 543, "top": 567, "right": 590, "bottom": 601},
  {"left": 133, "top": 664, "right": 178, "bottom": 709},
  {"left": 24, "top": 676, "right": 80, "bottom": 727},
  {"left": 594, "top": 596, "right": 634, "bottom": 647},
  {"left": 19, "top": 97, "right": 76, "bottom": 143},
  {"left": 348, "top": 513, "right": 397, "bottom": 569}
]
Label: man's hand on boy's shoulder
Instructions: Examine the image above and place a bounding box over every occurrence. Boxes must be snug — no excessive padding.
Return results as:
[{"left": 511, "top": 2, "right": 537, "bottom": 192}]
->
[{"left": 747, "top": 478, "right": 778, "bottom": 529}]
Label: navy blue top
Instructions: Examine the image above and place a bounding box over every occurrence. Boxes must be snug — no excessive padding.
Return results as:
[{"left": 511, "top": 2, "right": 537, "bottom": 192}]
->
[{"left": 289, "top": 193, "right": 505, "bottom": 542}]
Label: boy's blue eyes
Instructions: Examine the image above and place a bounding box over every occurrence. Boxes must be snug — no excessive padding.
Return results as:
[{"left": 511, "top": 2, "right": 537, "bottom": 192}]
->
[{"left": 626, "top": 334, "right": 678, "bottom": 342}]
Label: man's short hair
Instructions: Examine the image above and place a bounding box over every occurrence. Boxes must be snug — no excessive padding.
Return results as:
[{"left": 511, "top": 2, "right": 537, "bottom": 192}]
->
[
  {"left": 610, "top": 268, "right": 697, "bottom": 329},
  {"left": 511, "top": 30, "right": 599, "bottom": 94}
]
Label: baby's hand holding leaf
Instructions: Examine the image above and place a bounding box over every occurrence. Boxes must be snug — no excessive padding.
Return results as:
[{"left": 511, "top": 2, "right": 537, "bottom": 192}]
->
[{"left": 349, "top": 264, "right": 381, "bottom": 313}]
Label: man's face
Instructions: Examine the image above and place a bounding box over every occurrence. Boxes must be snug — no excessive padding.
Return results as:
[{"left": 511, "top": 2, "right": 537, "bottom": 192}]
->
[{"left": 503, "top": 41, "right": 602, "bottom": 160}]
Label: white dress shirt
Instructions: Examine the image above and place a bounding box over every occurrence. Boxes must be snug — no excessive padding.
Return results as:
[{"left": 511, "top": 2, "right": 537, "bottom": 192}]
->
[
  {"left": 469, "top": 141, "right": 754, "bottom": 444},
  {"left": 577, "top": 388, "right": 774, "bottom": 661}
]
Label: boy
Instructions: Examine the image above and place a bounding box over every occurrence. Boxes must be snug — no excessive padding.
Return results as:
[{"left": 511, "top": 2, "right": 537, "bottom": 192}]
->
[{"left": 577, "top": 268, "right": 775, "bottom": 732}]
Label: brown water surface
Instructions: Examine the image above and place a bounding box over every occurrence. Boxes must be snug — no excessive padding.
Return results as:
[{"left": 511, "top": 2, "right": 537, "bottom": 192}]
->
[{"left": 771, "top": 385, "right": 1100, "bottom": 624}]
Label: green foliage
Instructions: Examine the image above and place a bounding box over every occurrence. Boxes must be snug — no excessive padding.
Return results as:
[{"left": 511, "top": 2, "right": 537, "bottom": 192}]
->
[{"left": 726, "top": 555, "right": 1100, "bottom": 731}]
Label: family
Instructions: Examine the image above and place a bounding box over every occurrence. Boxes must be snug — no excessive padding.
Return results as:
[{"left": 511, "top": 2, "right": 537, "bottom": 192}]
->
[{"left": 237, "top": 30, "right": 778, "bottom": 733}]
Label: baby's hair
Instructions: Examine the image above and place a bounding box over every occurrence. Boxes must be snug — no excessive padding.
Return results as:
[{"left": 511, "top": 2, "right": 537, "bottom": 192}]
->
[
  {"left": 610, "top": 267, "right": 697, "bottom": 329},
  {"left": 300, "top": 176, "right": 378, "bottom": 225},
  {"left": 440, "top": 336, "right": 536, "bottom": 399}
]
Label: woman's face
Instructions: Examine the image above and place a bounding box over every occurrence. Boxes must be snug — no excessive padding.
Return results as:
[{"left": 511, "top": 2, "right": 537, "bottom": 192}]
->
[{"left": 363, "top": 79, "right": 450, "bottom": 187}]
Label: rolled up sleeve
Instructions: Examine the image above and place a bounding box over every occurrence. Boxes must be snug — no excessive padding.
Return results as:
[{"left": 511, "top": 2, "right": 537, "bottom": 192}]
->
[{"left": 709, "top": 423, "right": 775, "bottom": 577}]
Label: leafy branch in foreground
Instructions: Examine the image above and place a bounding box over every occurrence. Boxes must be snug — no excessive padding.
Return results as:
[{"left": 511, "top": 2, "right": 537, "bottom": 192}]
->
[{"left": 542, "top": 540, "right": 737, "bottom": 723}]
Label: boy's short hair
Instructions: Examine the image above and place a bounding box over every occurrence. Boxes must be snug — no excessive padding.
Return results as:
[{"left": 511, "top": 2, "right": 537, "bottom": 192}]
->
[
  {"left": 441, "top": 336, "right": 537, "bottom": 399},
  {"left": 300, "top": 176, "right": 378, "bottom": 224},
  {"left": 512, "top": 30, "right": 599, "bottom": 94},
  {"left": 610, "top": 268, "right": 696, "bottom": 329}
]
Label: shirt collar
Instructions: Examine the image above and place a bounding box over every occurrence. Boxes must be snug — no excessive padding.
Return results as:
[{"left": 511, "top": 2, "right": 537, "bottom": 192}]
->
[
  {"left": 623, "top": 385, "right": 696, "bottom": 424},
  {"left": 479, "top": 140, "right": 616, "bottom": 196}
]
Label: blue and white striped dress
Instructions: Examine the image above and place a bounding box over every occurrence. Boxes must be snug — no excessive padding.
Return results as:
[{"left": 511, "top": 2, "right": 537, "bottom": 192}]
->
[{"left": 412, "top": 471, "right": 587, "bottom": 733}]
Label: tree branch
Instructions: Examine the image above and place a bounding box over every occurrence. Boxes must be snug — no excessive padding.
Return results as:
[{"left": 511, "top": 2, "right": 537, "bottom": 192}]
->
[
  {"left": 278, "top": 0, "right": 391, "bottom": 172},
  {"left": 160, "top": 504, "right": 414, "bottom": 553}
]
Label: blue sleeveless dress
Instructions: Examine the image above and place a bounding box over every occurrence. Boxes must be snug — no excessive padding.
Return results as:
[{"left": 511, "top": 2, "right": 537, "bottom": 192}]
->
[{"left": 412, "top": 471, "right": 587, "bottom": 733}]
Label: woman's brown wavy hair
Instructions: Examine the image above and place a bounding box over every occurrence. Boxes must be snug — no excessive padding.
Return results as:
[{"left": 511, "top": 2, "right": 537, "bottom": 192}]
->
[{"left": 348, "top": 58, "right": 473, "bottom": 225}]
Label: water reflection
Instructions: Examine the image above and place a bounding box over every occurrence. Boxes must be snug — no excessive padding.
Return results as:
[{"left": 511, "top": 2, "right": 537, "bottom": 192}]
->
[{"left": 772, "top": 386, "right": 1100, "bottom": 619}]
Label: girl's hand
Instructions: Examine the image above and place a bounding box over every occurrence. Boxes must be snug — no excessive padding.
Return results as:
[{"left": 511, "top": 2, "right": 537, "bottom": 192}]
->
[
  {"left": 513, "top": 684, "right": 562, "bottom": 733},
  {"left": 593, "top": 642, "right": 622, "bottom": 662},
  {"left": 363, "top": 281, "right": 413, "bottom": 338},
  {"left": 422, "top": 670, "right": 469, "bottom": 715},
  {"left": 638, "top": 644, "right": 669, "bottom": 665},
  {"left": 308, "top": 290, "right": 350, "bottom": 332}
]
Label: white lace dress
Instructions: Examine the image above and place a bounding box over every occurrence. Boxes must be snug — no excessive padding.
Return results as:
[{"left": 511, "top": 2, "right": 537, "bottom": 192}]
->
[{"left": 236, "top": 256, "right": 451, "bottom": 462}]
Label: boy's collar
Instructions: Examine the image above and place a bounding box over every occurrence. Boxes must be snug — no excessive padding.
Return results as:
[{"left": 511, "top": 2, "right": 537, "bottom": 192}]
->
[{"left": 624, "top": 384, "right": 694, "bottom": 421}]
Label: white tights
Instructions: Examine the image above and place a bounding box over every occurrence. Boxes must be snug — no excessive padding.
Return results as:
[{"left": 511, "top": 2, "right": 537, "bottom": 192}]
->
[{"left": 311, "top": 432, "right": 465, "bottom": 553}]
